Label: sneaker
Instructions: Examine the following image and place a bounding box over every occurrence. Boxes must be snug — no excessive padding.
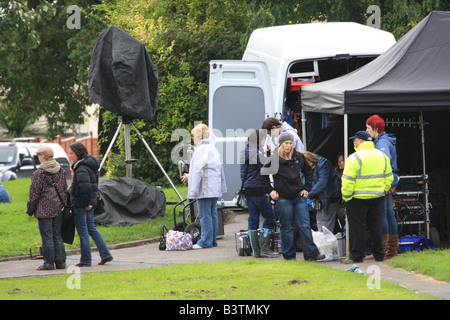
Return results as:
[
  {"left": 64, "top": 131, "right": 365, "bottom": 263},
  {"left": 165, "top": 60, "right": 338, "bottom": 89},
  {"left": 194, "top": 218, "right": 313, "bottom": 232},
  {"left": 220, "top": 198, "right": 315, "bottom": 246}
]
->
[{"left": 192, "top": 244, "right": 204, "bottom": 249}]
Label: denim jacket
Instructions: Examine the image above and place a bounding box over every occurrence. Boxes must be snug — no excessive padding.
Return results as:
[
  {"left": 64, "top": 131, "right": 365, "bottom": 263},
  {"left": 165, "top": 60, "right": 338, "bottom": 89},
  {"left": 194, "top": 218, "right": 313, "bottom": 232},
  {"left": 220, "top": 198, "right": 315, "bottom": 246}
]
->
[{"left": 308, "top": 156, "right": 336, "bottom": 212}]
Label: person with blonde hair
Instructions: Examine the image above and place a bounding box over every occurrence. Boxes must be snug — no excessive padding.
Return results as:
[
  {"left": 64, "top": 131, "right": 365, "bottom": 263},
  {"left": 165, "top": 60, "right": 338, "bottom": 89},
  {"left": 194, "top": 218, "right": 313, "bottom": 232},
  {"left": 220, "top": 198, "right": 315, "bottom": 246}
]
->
[
  {"left": 260, "top": 132, "right": 324, "bottom": 261},
  {"left": 182, "top": 123, "right": 227, "bottom": 249}
]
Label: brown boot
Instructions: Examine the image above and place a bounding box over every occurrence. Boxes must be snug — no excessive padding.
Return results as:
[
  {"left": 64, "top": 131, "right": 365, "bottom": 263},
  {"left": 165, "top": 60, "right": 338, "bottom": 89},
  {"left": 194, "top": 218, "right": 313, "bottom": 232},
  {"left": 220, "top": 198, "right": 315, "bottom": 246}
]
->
[
  {"left": 382, "top": 234, "right": 389, "bottom": 255},
  {"left": 386, "top": 235, "right": 398, "bottom": 258}
]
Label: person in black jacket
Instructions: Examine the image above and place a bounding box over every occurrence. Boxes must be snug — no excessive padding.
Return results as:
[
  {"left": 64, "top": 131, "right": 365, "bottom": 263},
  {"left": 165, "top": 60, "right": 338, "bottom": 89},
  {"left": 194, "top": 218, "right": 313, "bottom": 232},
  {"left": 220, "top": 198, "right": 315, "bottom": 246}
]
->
[
  {"left": 260, "top": 132, "right": 324, "bottom": 261},
  {"left": 68, "top": 143, "right": 112, "bottom": 267},
  {"left": 240, "top": 129, "right": 278, "bottom": 258}
]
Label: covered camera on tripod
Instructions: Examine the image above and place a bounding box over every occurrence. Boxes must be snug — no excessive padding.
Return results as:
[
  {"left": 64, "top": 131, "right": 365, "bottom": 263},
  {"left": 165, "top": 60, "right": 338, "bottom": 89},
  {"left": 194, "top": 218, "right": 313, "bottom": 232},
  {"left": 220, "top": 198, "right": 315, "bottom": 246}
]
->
[{"left": 89, "top": 25, "right": 159, "bottom": 123}]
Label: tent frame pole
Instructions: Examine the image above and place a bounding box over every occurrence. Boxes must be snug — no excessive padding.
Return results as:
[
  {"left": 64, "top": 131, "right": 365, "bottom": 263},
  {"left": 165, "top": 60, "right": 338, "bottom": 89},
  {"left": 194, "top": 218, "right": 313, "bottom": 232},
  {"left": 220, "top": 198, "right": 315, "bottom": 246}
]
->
[{"left": 344, "top": 114, "right": 350, "bottom": 259}]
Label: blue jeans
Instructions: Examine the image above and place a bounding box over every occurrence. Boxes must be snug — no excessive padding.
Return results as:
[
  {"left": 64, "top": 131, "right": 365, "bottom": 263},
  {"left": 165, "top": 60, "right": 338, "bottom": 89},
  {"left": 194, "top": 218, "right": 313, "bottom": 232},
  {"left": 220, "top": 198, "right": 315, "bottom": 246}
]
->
[
  {"left": 381, "top": 194, "right": 398, "bottom": 235},
  {"left": 196, "top": 198, "right": 218, "bottom": 248},
  {"left": 74, "top": 207, "right": 111, "bottom": 264},
  {"left": 275, "top": 195, "right": 320, "bottom": 260},
  {"left": 247, "top": 194, "right": 276, "bottom": 230},
  {"left": 38, "top": 214, "right": 66, "bottom": 267}
]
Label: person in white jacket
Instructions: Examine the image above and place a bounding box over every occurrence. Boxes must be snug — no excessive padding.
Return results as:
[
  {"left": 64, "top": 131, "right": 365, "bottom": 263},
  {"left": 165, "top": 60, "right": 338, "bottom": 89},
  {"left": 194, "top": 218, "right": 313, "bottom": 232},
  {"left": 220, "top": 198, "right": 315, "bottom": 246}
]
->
[{"left": 182, "top": 124, "right": 227, "bottom": 249}]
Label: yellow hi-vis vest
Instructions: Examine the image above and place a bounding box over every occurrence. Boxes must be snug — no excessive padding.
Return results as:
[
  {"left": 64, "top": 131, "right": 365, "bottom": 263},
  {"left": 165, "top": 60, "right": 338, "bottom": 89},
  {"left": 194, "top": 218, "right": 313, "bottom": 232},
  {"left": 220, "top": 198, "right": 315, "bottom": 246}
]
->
[{"left": 341, "top": 141, "right": 393, "bottom": 202}]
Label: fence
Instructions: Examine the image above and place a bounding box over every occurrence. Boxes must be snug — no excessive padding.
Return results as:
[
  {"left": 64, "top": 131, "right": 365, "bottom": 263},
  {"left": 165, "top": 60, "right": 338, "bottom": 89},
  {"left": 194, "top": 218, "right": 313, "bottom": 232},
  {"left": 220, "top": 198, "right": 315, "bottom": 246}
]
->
[{"left": 48, "top": 132, "right": 99, "bottom": 158}]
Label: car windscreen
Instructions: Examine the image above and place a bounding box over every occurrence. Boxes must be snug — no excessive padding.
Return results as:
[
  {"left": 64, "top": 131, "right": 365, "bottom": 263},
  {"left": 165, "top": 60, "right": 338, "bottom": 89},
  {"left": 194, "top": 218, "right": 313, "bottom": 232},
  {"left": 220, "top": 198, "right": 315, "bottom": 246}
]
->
[{"left": 0, "top": 146, "right": 16, "bottom": 165}]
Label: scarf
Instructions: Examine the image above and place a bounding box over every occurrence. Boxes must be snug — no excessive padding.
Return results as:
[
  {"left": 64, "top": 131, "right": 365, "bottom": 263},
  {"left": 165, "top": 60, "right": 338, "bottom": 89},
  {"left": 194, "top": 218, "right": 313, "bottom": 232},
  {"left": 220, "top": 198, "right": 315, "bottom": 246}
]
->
[{"left": 39, "top": 159, "right": 61, "bottom": 174}]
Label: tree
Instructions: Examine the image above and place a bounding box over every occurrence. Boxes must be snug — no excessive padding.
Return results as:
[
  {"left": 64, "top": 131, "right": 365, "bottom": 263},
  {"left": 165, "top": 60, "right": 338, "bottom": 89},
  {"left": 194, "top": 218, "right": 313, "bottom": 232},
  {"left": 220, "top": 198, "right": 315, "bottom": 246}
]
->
[
  {"left": 99, "top": 0, "right": 450, "bottom": 186},
  {"left": 0, "top": 0, "right": 107, "bottom": 139}
]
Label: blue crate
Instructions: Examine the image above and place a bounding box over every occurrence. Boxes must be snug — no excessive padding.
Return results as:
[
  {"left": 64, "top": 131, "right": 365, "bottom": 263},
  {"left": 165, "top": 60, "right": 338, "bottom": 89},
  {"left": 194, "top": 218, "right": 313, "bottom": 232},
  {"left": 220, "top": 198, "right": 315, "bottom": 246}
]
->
[
  {"left": 398, "top": 236, "right": 422, "bottom": 251},
  {"left": 399, "top": 235, "right": 435, "bottom": 251}
]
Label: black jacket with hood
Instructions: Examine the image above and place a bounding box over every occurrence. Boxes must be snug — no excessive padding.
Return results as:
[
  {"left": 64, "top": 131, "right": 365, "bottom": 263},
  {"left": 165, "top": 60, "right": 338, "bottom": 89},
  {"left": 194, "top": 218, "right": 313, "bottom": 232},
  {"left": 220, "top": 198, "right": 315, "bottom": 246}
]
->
[
  {"left": 260, "top": 150, "right": 313, "bottom": 200},
  {"left": 70, "top": 155, "right": 99, "bottom": 209}
]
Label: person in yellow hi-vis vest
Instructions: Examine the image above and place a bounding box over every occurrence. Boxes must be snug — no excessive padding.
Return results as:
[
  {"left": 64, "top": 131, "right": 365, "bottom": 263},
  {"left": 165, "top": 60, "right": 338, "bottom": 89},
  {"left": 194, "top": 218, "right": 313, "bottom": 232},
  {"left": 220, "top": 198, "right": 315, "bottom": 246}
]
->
[{"left": 342, "top": 131, "right": 393, "bottom": 262}]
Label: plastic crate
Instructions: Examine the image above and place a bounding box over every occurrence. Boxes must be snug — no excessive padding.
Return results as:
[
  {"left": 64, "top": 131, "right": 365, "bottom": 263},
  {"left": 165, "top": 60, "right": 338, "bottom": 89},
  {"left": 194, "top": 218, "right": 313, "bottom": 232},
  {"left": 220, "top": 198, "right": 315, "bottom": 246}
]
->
[
  {"left": 398, "top": 236, "right": 422, "bottom": 251},
  {"left": 399, "top": 235, "right": 435, "bottom": 251}
]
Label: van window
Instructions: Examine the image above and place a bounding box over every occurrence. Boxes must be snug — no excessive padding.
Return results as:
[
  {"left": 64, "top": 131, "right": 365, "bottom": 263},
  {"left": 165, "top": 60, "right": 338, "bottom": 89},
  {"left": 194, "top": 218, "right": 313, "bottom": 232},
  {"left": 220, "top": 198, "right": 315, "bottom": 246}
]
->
[{"left": 211, "top": 86, "right": 265, "bottom": 136}]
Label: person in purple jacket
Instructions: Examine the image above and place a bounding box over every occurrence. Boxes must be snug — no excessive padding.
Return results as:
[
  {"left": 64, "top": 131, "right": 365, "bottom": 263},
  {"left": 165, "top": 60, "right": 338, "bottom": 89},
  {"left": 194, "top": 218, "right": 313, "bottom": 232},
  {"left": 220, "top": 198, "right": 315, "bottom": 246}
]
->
[
  {"left": 366, "top": 115, "right": 399, "bottom": 258},
  {"left": 27, "top": 146, "right": 68, "bottom": 270}
]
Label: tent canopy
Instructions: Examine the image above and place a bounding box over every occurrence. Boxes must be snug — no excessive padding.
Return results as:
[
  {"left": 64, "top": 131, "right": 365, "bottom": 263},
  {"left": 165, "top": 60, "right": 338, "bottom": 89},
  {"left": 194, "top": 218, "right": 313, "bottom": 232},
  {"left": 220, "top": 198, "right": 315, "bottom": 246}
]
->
[{"left": 300, "top": 11, "right": 450, "bottom": 115}]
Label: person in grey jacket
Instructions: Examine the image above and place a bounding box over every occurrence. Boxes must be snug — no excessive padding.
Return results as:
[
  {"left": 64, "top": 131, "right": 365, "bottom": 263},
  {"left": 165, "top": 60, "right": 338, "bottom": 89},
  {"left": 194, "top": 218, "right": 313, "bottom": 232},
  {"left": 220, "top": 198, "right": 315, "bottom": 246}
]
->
[
  {"left": 182, "top": 124, "right": 227, "bottom": 249},
  {"left": 68, "top": 142, "right": 112, "bottom": 267}
]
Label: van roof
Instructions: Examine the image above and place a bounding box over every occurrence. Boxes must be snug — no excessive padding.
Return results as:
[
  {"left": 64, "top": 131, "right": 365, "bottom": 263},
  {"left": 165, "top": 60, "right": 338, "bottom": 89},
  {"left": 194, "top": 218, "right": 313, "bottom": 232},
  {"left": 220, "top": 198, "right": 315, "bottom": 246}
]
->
[{"left": 243, "top": 22, "right": 396, "bottom": 61}]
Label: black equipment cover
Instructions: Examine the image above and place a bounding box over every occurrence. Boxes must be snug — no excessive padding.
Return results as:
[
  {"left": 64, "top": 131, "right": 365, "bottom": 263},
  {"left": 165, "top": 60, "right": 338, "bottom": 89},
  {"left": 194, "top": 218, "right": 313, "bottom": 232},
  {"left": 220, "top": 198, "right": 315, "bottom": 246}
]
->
[
  {"left": 94, "top": 178, "right": 166, "bottom": 226},
  {"left": 89, "top": 26, "right": 159, "bottom": 123}
]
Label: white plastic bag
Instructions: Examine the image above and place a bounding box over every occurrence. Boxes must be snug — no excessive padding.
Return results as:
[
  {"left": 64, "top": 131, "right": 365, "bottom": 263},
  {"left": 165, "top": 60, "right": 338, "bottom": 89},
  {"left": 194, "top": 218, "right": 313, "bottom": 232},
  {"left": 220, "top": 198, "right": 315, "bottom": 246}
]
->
[{"left": 312, "top": 227, "right": 339, "bottom": 261}]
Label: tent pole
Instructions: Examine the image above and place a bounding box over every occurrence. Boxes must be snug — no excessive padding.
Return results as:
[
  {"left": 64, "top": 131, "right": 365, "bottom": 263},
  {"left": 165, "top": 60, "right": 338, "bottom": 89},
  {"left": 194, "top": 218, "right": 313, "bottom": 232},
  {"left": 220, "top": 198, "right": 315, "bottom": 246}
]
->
[
  {"left": 344, "top": 114, "right": 350, "bottom": 259},
  {"left": 419, "top": 112, "right": 430, "bottom": 239},
  {"left": 301, "top": 110, "right": 307, "bottom": 150}
]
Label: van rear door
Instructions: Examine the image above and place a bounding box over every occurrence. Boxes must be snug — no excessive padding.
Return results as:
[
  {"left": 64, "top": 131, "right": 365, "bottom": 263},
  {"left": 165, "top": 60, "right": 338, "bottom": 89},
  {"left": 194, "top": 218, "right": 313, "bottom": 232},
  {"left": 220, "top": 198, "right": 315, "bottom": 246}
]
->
[{"left": 207, "top": 60, "right": 273, "bottom": 207}]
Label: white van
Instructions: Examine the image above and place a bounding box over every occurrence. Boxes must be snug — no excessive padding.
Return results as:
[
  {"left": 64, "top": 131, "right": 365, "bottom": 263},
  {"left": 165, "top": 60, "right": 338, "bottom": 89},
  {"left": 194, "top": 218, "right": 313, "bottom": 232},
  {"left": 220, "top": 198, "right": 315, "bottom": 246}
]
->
[{"left": 207, "top": 22, "right": 396, "bottom": 207}]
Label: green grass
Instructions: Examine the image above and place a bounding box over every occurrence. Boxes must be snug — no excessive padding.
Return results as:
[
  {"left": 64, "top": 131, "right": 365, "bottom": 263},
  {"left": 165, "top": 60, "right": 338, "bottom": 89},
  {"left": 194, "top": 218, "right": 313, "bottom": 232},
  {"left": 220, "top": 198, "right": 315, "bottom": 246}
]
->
[
  {"left": 0, "top": 178, "right": 187, "bottom": 258},
  {"left": 388, "top": 249, "right": 450, "bottom": 283},
  {"left": 0, "top": 260, "right": 440, "bottom": 300},
  {"left": 1, "top": 178, "right": 449, "bottom": 300}
]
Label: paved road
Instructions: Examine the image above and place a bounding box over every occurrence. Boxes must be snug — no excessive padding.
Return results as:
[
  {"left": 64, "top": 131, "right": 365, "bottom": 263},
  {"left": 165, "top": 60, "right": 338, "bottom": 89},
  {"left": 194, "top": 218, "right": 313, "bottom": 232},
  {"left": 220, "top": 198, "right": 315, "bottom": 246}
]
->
[{"left": 1, "top": 212, "right": 449, "bottom": 299}]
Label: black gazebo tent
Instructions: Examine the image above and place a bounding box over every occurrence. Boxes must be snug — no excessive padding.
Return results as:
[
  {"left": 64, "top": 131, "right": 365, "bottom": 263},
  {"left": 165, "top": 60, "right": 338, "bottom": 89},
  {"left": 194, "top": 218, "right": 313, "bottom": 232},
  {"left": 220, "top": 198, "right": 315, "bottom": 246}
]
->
[{"left": 300, "top": 11, "right": 450, "bottom": 245}]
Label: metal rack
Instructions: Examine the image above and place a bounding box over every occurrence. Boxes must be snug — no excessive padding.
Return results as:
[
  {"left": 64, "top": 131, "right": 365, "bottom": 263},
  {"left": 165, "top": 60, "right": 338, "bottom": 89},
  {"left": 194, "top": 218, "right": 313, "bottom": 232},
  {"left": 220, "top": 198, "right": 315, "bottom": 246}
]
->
[
  {"left": 394, "top": 175, "right": 429, "bottom": 238},
  {"left": 386, "top": 114, "right": 430, "bottom": 240}
]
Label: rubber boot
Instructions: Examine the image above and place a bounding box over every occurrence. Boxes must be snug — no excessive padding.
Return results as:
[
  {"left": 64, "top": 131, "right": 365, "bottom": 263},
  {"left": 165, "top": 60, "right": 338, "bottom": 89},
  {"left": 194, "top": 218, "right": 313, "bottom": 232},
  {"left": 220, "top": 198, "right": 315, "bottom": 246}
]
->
[
  {"left": 259, "top": 228, "right": 280, "bottom": 258},
  {"left": 248, "top": 230, "right": 260, "bottom": 257}
]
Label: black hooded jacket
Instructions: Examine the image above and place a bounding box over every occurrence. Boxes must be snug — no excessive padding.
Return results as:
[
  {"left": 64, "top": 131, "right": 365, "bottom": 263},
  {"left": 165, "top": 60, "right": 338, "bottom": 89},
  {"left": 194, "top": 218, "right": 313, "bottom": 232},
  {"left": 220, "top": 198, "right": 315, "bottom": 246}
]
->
[
  {"left": 70, "top": 155, "right": 100, "bottom": 209},
  {"left": 260, "top": 150, "right": 313, "bottom": 200}
]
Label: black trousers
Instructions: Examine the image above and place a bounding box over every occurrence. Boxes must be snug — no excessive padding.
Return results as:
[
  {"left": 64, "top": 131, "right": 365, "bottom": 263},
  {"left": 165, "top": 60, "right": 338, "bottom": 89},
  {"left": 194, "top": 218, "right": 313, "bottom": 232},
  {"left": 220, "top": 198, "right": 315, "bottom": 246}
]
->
[{"left": 346, "top": 197, "right": 384, "bottom": 261}]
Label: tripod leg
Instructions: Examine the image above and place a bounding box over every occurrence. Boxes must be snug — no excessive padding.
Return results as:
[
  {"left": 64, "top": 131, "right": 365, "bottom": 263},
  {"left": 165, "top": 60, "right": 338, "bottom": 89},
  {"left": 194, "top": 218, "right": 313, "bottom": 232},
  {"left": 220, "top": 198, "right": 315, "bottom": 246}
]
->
[
  {"left": 99, "top": 121, "right": 123, "bottom": 173},
  {"left": 131, "top": 123, "right": 184, "bottom": 201}
]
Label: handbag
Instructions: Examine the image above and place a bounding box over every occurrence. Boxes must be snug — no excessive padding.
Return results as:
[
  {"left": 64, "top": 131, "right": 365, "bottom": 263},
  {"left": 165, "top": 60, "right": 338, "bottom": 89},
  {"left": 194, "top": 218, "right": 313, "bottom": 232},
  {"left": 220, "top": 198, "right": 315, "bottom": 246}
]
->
[
  {"left": 165, "top": 230, "right": 193, "bottom": 251},
  {"left": 94, "top": 195, "right": 105, "bottom": 214},
  {"left": 47, "top": 173, "right": 75, "bottom": 245},
  {"left": 236, "top": 159, "right": 250, "bottom": 209},
  {"left": 158, "top": 224, "right": 168, "bottom": 251}
]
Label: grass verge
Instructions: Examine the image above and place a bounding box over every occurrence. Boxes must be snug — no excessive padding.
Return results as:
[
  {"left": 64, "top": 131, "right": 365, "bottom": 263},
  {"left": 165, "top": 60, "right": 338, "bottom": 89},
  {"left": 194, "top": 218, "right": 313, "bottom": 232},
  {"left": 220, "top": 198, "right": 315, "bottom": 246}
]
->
[
  {"left": 388, "top": 249, "right": 450, "bottom": 283},
  {"left": 0, "top": 178, "right": 186, "bottom": 258},
  {"left": 0, "top": 260, "right": 440, "bottom": 300}
]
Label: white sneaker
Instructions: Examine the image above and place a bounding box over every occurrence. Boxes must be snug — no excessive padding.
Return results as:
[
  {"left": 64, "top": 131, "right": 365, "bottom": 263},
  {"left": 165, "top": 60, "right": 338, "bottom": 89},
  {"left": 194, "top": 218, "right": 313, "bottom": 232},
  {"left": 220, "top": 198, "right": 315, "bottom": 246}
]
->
[{"left": 192, "top": 244, "right": 204, "bottom": 249}]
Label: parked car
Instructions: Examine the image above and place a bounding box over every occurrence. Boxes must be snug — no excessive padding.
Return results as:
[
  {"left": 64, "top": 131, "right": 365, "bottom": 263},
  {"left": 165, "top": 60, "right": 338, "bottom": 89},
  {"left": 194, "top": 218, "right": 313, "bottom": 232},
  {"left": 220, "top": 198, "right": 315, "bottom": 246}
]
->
[{"left": 0, "top": 140, "right": 72, "bottom": 182}]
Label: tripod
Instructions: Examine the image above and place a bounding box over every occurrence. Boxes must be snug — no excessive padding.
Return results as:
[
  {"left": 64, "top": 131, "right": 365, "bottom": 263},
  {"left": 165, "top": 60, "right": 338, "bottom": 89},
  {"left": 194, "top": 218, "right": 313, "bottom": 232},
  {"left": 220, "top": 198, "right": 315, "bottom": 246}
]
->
[{"left": 99, "top": 117, "right": 183, "bottom": 201}]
